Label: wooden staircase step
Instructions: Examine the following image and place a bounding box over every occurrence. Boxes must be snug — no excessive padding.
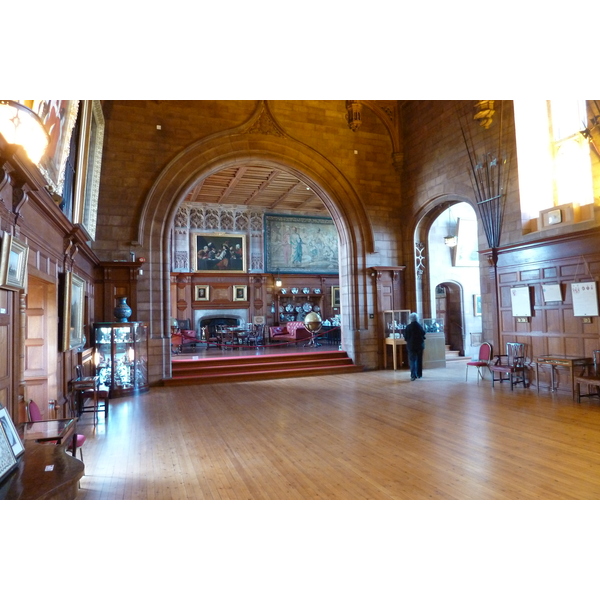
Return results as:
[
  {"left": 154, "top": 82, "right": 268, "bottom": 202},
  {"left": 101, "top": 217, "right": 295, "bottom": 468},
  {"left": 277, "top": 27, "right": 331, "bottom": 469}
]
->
[{"left": 165, "top": 350, "right": 363, "bottom": 386}]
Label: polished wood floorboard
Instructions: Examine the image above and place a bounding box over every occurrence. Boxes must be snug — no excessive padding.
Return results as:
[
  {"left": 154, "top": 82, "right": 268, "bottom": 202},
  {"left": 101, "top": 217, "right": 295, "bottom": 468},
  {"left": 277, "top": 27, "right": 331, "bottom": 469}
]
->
[{"left": 75, "top": 360, "right": 600, "bottom": 499}]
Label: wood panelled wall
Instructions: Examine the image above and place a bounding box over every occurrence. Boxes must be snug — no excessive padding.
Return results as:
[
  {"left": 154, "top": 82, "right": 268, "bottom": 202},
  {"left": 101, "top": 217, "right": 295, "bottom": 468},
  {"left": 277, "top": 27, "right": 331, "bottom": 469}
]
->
[
  {"left": 487, "top": 229, "right": 600, "bottom": 389},
  {"left": 1, "top": 140, "right": 99, "bottom": 424}
]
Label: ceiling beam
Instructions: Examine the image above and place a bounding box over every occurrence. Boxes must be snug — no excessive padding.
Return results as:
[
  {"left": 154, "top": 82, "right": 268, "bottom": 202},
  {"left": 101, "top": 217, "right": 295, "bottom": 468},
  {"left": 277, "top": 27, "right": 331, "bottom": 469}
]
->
[
  {"left": 218, "top": 166, "right": 248, "bottom": 203},
  {"left": 244, "top": 168, "right": 281, "bottom": 205}
]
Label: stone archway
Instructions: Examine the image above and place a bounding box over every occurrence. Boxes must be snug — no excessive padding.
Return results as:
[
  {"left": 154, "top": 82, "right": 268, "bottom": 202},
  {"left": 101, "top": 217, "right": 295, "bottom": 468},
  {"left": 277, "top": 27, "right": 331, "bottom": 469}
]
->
[{"left": 135, "top": 103, "right": 376, "bottom": 383}]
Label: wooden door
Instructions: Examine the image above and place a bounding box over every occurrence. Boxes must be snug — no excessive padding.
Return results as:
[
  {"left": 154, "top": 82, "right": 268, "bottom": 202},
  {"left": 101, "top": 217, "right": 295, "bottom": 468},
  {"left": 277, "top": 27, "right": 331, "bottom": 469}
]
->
[{"left": 24, "top": 277, "right": 58, "bottom": 419}]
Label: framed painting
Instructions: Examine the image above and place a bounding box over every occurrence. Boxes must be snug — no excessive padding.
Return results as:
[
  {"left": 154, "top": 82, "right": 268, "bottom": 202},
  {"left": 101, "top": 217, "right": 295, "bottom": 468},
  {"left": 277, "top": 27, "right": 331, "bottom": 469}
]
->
[
  {"left": 264, "top": 214, "right": 339, "bottom": 274},
  {"left": 73, "top": 100, "right": 104, "bottom": 241},
  {"left": 61, "top": 271, "right": 86, "bottom": 351},
  {"left": 0, "top": 422, "right": 18, "bottom": 485},
  {"left": 453, "top": 218, "right": 479, "bottom": 267},
  {"left": 0, "top": 233, "right": 29, "bottom": 292},
  {"left": 33, "top": 100, "right": 80, "bottom": 194},
  {"left": 192, "top": 233, "right": 246, "bottom": 272},
  {"left": 233, "top": 285, "right": 247, "bottom": 301},
  {"left": 195, "top": 284, "right": 210, "bottom": 301},
  {"left": 0, "top": 404, "right": 25, "bottom": 458},
  {"left": 473, "top": 294, "right": 482, "bottom": 316},
  {"left": 331, "top": 286, "right": 340, "bottom": 308}
]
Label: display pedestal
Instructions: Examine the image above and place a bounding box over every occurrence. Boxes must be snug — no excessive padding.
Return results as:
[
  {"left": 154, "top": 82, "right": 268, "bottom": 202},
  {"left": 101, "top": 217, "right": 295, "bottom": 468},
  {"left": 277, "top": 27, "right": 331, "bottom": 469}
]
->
[{"left": 423, "top": 333, "right": 446, "bottom": 369}]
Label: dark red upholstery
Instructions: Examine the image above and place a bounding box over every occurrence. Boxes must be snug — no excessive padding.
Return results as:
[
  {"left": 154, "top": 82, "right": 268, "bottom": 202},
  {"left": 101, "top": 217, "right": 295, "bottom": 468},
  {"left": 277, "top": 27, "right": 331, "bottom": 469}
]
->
[{"left": 465, "top": 342, "right": 493, "bottom": 382}]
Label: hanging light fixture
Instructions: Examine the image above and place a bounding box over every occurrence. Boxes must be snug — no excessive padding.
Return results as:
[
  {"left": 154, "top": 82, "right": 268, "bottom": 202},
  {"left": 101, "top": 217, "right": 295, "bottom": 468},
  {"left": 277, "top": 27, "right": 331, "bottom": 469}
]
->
[
  {"left": 0, "top": 100, "right": 50, "bottom": 164},
  {"left": 274, "top": 269, "right": 282, "bottom": 287},
  {"left": 443, "top": 207, "right": 457, "bottom": 247},
  {"left": 345, "top": 101, "right": 362, "bottom": 132}
]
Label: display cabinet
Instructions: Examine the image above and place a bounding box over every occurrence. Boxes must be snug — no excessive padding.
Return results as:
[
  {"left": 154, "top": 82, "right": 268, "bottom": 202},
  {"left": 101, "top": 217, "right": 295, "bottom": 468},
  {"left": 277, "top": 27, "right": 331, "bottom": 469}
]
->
[
  {"left": 382, "top": 310, "right": 410, "bottom": 370},
  {"left": 93, "top": 322, "right": 149, "bottom": 398},
  {"left": 422, "top": 317, "right": 446, "bottom": 369},
  {"left": 275, "top": 288, "right": 324, "bottom": 324}
]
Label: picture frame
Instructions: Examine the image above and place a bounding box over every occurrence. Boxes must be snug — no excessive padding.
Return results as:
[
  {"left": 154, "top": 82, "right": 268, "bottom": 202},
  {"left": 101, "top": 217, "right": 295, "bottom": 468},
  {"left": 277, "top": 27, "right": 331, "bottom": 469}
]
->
[
  {"left": 0, "top": 422, "right": 18, "bottom": 485},
  {"left": 233, "top": 285, "right": 247, "bottom": 302},
  {"left": 0, "top": 233, "right": 29, "bottom": 292},
  {"left": 473, "top": 294, "right": 482, "bottom": 317},
  {"left": 542, "top": 284, "right": 562, "bottom": 303},
  {"left": 571, "top": 282, "right": 599, "bottom": 317},
  {"left": 510, "top": 286, "right": 532, "bottom": 317},
  {"left": 33, "top": 100, "right": 80, "bottom": 195},
  {"left": 61, "top": 271, "right": 86, "bottom": 351},
  {"left": 453, "top": 218, "right": 479, "bottom": 267},
  {"left": 194, "top": 284, "right": 210, "bottom": 301},
  {"left": 264, "top": 214, "right": 339, "bottom": 275},
  {"left": 331, "top": 285, "right": 340, "bottom": 308},
  {"left": 0, "top": 404, "right": 25, "bottom": 458},
  {"left": 192, "top": 232, "right": 246, "bottom": 272},
  {"left": 73, "top": 100, "right": 104, "bottom": 241}
]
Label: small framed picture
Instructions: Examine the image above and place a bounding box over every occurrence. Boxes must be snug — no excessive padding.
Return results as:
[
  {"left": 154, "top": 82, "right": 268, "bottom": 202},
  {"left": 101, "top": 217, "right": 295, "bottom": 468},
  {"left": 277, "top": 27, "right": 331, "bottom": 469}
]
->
[
  {"left": 0, "top": 404, "right": 25, "bottom": 458},
  {"left": 233, "top": 285, "right": 247, "bottom": 302},
  {"left": 0, "top": 421, "right": 18, "bottom": 484},
  {"left": 195, "top": 284, "right": 210, "bottom": 301},
  {"left": 331, "top": 286, "right": 340, "bottom": 308},
  {"left": 473, "top": 294, "right": 482, "bottom": 317},
  {"left": 0, "top": 233, "right": 29, "bottom": 292}
]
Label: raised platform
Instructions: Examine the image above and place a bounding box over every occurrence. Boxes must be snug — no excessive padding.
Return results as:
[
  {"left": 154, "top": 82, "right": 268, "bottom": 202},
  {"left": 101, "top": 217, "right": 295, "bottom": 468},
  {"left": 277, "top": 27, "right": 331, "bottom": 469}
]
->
[{"left": 165, "top": 349, "right": 363, "bottom": 385}]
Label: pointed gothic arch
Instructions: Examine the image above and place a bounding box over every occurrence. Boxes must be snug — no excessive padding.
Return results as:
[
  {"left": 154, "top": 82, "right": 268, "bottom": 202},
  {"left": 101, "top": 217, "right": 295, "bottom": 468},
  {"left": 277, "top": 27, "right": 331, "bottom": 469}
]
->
[{"left": 135, "top": 102, "right": 375, "bottom": 382}]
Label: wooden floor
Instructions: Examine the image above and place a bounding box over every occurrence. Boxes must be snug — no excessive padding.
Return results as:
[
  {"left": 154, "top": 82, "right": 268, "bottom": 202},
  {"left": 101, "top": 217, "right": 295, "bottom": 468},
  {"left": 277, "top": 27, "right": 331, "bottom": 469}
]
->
[{"left": 74, "top": 359, "right": 600, "bottom": 500}]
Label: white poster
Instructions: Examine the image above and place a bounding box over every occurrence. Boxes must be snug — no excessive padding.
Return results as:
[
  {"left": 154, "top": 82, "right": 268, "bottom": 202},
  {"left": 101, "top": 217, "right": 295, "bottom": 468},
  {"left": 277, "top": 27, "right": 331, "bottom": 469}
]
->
[
  {"left": 571, "top": 282, "right": 599, "bottom": 316},
  {"left": 510, "top": 286, "right": 532, "bottom": 317}
]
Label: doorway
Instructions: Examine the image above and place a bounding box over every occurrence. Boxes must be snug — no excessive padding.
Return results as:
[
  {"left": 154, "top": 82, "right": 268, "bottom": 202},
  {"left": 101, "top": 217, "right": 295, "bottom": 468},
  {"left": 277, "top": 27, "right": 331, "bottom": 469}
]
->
[{"left": 435, "top": 281, "right": 464, "bottom": 356}]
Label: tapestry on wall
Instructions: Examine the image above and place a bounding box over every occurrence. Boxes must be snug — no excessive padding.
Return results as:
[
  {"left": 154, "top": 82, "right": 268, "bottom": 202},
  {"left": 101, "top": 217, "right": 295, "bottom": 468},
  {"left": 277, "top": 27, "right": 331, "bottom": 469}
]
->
[{"left": 264, "top": 214, "right": 339, "bottom": 274}]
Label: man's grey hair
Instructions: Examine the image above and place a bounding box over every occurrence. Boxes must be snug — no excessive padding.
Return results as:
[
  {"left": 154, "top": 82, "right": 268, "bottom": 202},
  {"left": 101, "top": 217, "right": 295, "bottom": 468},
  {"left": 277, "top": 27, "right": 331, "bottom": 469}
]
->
[{"left": 409, "top": 312, "right": 419, "bottom": 322}]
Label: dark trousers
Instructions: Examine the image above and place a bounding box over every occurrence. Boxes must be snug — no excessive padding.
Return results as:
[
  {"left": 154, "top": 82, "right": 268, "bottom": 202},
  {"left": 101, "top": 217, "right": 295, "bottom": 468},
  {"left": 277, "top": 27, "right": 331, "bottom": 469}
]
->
[{"left": 408, "top": 349, "right": 423, "bottom": 379}]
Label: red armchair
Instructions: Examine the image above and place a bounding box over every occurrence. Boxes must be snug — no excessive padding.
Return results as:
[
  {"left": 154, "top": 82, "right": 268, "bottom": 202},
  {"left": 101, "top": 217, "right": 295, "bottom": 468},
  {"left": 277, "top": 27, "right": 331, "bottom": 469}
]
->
[{"left": 269, "top": 321, "right": 311, "bottom": 344}]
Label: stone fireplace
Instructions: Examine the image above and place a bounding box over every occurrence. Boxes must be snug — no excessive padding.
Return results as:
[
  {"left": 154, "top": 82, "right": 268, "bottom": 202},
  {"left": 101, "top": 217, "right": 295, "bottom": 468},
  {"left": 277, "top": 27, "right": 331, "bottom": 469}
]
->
[{"left": 194, "top": 308, "right": 248, "bottom": 333}]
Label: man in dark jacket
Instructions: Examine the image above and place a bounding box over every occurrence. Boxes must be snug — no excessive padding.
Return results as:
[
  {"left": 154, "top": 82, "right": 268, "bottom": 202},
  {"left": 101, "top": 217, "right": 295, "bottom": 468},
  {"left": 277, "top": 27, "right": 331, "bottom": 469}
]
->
[{"left": 404, "top": 312, "right": 426, "bottom": 381}]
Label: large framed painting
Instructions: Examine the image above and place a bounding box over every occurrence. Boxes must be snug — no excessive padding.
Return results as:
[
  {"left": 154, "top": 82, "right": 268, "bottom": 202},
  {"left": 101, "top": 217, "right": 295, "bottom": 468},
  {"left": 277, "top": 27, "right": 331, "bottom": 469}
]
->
[
  {"left": 264, "top": 214, "right": 339, "bottom": 274},
  {"left": 192, "top": 233, "right": 246, "bottom": 272},
  {"left": 33, "top": 100, "right": 80, "bottom": 195},
  {"left": 73, "top": 100, "right": 104, "bottom": 241},
  {"left": 0, "top": 233, "right": 29, "bottom": 292},
  {"left": 61, "top": 271, "right": 86, "bottom": 351}
]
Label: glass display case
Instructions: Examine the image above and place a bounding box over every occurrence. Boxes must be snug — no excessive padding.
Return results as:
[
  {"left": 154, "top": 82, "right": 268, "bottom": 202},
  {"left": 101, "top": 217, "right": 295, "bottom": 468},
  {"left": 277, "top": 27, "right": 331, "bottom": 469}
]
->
[
  {"left": 383, "top": 310, "right": 410, "bottom": 339},
  {"left": 423, "top": 317, "right": 444, "bottom": 333},
  {"left": 382, "top": 310, "right": 410, "bottom": 370},
  {"left": 93, "top": 322, "right": 149, "bottom": 398}
]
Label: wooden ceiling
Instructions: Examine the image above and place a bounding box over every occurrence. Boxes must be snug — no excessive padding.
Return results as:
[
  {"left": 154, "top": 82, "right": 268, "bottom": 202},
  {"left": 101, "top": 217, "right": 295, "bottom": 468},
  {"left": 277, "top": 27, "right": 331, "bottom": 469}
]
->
[{"left": 182, "top": 164, "right": 329, "bottom": 215}]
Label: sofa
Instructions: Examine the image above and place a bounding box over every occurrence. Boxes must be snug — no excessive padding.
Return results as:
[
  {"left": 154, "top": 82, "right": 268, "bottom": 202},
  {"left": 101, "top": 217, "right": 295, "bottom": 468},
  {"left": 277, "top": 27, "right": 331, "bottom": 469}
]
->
[{"left": 269, "top": 321, "right": 311, "bottom": 344}]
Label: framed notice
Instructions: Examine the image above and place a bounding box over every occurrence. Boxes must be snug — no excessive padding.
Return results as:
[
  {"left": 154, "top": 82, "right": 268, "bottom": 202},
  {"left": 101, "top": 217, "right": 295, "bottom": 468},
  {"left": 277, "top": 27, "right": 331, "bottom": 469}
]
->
[
  {"left": 571, "top": 282, "right": 599, "bottom": 316},
  {"left": 542, "top": 284, "right": 562, "bottom": 303},
  {"left": 510, "top": 287, "right": 532, "bottom": 317}
]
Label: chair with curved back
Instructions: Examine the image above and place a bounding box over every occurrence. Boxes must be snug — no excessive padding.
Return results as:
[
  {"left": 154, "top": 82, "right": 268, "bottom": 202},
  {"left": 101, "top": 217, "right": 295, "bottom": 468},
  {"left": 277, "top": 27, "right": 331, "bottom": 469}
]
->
[
  {"left": 465, "top": 342, "right": 493, "bottom": 383},
  {"left": 489, "top": 342, "right": 527, "bottom": 389},
  {"left": 27, "top": 399, "right": 86, "bottom": 462}
]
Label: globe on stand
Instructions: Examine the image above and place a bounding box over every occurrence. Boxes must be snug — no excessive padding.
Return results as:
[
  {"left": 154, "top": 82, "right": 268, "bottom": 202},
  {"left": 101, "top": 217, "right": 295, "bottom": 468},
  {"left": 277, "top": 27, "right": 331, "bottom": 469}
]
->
[{"left": 303, "top": 311, "right": 322, "bottom": 347}]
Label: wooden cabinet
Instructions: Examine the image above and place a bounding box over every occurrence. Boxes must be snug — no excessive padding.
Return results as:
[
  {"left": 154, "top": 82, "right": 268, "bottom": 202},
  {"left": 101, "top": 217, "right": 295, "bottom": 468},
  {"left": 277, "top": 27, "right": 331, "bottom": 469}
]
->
[{"left": 93, "top": 322, "right": 149, "bottom": 398}]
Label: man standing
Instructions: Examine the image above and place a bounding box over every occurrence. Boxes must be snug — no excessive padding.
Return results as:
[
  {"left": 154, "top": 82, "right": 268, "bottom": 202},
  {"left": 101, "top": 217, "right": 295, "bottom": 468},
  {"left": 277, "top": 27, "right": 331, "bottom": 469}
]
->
[{"left": 404, "top": 312, "right": 426, "bottom": 381}]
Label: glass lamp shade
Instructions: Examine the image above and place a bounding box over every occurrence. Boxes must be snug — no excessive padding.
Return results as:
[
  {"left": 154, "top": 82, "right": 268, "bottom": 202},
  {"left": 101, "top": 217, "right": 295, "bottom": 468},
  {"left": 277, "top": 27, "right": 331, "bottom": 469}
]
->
[{"left": 0, "top": 100, "right": 50, "bottom": 164}]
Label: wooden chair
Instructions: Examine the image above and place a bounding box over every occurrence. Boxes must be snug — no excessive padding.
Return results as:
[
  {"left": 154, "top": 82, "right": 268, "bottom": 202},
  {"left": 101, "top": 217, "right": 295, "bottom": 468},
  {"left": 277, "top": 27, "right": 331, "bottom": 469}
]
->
[
  {"left": 490, "top": 342, "right": 527, "bottom": 389},
  {"left": 465, "top": 342, "right": 493, "bottom": 383},
  {"left": 574, "top": 350, "right": 600, "bottom": 403}
]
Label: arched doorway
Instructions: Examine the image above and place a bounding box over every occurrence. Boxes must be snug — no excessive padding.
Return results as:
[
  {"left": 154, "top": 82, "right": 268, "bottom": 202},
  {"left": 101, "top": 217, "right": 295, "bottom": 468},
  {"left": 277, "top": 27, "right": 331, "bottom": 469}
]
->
[
  {"left": 135, "top": 103, "right": 376, "bottom": 383},
  {"left": 413, "top": 199, "right": 482, "bottom": 361}
]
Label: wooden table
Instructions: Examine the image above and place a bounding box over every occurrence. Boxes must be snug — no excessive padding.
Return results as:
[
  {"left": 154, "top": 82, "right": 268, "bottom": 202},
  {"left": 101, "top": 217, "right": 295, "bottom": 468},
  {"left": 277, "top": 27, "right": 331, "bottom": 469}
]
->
[
  {"left": 384, "top": 337, "right": 406, "bottom": 370},
  {"left": 19, "top": 418, "right": 77, "bottom": 457},
  {"left": 535, "top": 355, "right": 593, "bottom": 394},
  {"left": 0, "top": 442, "right": 84, "bottom": 500}
]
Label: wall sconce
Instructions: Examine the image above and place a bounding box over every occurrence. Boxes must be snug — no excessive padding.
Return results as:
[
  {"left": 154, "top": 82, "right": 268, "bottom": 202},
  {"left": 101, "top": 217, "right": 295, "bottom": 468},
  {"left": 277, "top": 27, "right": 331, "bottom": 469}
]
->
[
  {"left": 0, "top": 100, "right": 50, "bottom": 164},
  {"left": 345, "top": 100, "right": 362, "bottom": 132},
  {"left": 444, "top": 235, "right": 457, "bottom": 247}
]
